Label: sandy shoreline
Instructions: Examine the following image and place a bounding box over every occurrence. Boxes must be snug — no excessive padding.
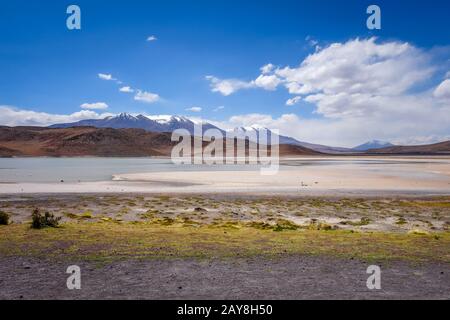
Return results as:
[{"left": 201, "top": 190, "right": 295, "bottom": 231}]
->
[{"left": 1, "top": 156, "right": 449, "bottom": 195}]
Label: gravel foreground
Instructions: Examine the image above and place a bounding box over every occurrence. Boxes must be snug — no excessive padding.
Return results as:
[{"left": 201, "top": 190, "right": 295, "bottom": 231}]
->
[{"left": 0, "top": 256, "right": 449, "bottom": 300}]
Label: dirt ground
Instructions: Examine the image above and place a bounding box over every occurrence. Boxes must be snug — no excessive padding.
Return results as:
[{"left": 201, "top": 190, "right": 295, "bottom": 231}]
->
[{"left": 0, "top": 256, "right": 449, "bottom": 300}]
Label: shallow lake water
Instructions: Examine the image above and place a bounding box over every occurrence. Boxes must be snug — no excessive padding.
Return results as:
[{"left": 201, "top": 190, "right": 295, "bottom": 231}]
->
[{"left": 0, "top": 157, "right": 447, "bottom": 183}]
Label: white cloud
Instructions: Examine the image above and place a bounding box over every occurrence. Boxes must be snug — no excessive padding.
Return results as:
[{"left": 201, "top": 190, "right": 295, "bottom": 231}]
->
[
  {"left": 252, "top": 74, "right": 282, "bottom": 91},
  {"left": 434, "top": 79, "right": 450, "bottom": 100},
  {"left": 305, "top": 35, "right": 321, "bottom": 51},
  {"left": 185, "top": 106, "right": 202, "bottom": 112},
  {"left": 0, "top": 106, "right": 113, "bottom": 127},
  {"left": 213, "top": 106, "right": 225, "bottom": 112},
  {"left": 207, "top": 38, "right": 435, "bottom": 104},
  {"left": 80, "top": 102, "right": 109, "bottom": 110},
  {"left": 98, "top": 73, "right": 116, "bottom": 81},
  {"left": 147, "top": 35, "right": 157, "bottom": 42},
  {"left": 205, "top": 76, "right": 254, "bottom": 96},
  {"left": 134, "top": 90, "right": 160, "bottom": 104},
  {"left": 260, "top": 63, "right": 275, "bottom": 74},
  {"left": 286, "top": 96, "right": 301, "bottom": 106},
  {"left": 207, "top": 38, "right": 450, "bottom": 146},
  {"left": 274, "top": 38, "right": 435, "bottom": 119},
  {"left": 119, "top": 86, "right": 134, "bottom": 93},
  {"left": 205, "top": 73, "right": 282, "bottom": 95},
  {"left": 214, "top": 110, "right": 450, "bottom": 147}
]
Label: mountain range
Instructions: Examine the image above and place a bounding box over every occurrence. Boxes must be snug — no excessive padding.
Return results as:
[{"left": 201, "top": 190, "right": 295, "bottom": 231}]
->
[
  {"left": 364, "top": 140, "right": 450, "bottom": 155},
  {"left": 50, "top": 113, "right": 223, "bottom": 135},
  {"left": 50, "top": 113, "right": 355, "bottom": 153},
  {"left": 1, "top": 113, "right": 447, "bottom": 157},
  {"left": 0, "top": 126, "right": 322, "bottom": 157}
]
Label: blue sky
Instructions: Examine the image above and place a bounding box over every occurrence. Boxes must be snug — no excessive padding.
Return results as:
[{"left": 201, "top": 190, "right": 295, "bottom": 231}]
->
[{"left": 1, "top": 0, "right": 450, "bottom": 146}]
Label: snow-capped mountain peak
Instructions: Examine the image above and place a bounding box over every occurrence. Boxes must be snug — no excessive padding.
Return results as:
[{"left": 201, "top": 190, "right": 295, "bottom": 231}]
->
[
  {"left": 116, "top": 112, "right": 137, "bottom": 120},
  {"left": 232, "top": 125, "right": 271, "bottom": 133},
  {"left": 48, "top": 112, "right": 361, "bottom": 154},
  {"left": 50, "top": 113, "right": 222, "bottom": 135},
  {"left": 353, "top": 140, "right": 395, "bottom": 151}
]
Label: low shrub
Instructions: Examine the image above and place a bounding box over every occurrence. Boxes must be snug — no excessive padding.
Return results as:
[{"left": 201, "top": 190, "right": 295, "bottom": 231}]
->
[
  {"left": 341, "top": 217, "right": 371, "bottom": 226},
  {"left": 273, "top": 219, "right": 299, "bottom": 232},
  {"left": 31, "top": 208, "right": 61, "bottom": 229},
  {"left": 308, "top": 220, "right": 335, "bottom": 231},
  {"left": 0, "top": 211, "right": 10, "bottom": 225}
]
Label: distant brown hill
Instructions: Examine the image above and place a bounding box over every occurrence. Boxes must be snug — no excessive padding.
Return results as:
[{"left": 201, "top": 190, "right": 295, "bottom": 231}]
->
[
  {"left": 278, "top": 143, "right": 323, "bottom": 156},
  {"left": 367, "top": 140, "right": 450, "bottom": 155},
  {"left": 0, "top": 126, "right": 175, "bottom": 157},
  {"left": 0, "top": 126, "right": 321, "bottom": 157}
]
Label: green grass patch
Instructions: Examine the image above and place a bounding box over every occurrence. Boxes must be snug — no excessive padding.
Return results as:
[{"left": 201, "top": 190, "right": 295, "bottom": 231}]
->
[{"left": 1, "top": 221, "right": 449, "bottom": 263}]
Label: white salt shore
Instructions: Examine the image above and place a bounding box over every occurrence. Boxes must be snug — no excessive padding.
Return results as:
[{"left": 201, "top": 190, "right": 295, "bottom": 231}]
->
[{"left": 0, "top": 157, "right": 449, "bottom": 195}]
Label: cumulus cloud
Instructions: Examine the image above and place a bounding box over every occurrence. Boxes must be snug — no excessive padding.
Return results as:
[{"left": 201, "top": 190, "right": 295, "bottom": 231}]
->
[
  {"left": 214, "top": 110, "right": 450, "bottom": 148},
  {"left": 0, "top": 106, "right": 113, "bottom": 127},
  {"left": 119, "top": 86, "right": 134, "bottom": 93},
  {"left": 286, "top": 96, "right": 301, "bottom": 106},
  {"left": 147, "top": 35, "right": 157, "bottom": 42},
  {"left": 205, "top": 73, "right": 282, "bottom": 95},
  {"left": 185, "top": 106, "right": 202, "bottom": 112},
  {"left": 434, "top": 79, "right": 450, "bottom": 100},
  {"left": 207, "top": 38, "right": 436, "bottom": 107},
  {"left": 134, "top": 90, "right": 160, "bottom": 104},
  {"left": 253, "top": 74, "right": 282, "bottom": 91},
  {"left": 80, "top": 102, "right": 109, "bottom": 110},
  {"left": 205, "top": 76, "right": 255, "bottom": 96},
  {"left": 207, "top": 38, "right": 450, "bottom": 146},
  {"left": 273, "top": 38, "right": 436, "bottom": 119},
  {"left": 98, "top": 73, "right": 116, "bottom": 81},
  {"left": 260, "top": 63, "right": 275, "bottom": 74}
]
